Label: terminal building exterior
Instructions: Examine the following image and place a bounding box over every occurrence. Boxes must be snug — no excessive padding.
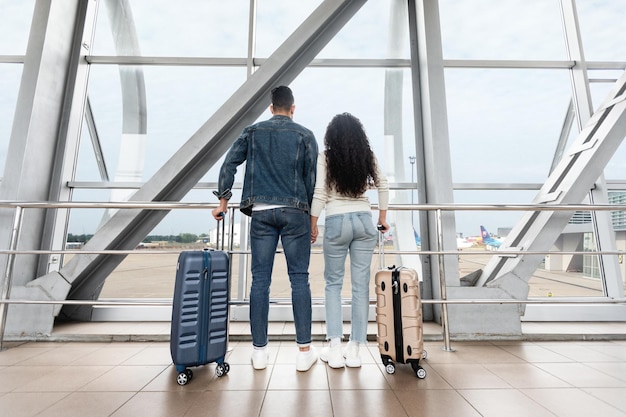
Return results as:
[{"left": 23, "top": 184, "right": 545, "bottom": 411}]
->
[{"left": 1, "top": 0, "right": 625, "bottom": 342}]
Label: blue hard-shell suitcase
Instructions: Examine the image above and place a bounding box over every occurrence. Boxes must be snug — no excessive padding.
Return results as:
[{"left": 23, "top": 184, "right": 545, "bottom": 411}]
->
[{"left": 170, "top": 248, "right": 230, "bottom": 385}]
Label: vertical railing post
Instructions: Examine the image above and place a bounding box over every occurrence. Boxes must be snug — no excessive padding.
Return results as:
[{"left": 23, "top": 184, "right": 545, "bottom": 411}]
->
[
  {"left": 0, "top": 206, "right": 24, "bottom": 350},
  {"left": 435, "top": 209, "right": 454, "bottom": 352}
]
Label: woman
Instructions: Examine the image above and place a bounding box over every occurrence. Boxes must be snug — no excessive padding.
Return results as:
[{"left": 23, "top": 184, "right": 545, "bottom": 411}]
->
[{"left": 310, "top": 113, "right": 389, "bottom": 368}]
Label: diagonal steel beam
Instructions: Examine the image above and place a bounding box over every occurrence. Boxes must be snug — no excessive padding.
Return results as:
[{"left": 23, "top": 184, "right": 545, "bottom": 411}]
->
[
  {"left": 476, "top": 70, "right": 626, "bottom": 292},
  {"left": 30, "top": 0, "right": 368, "bottom": 320},
  {"left": 85, "top": 97, "right": 110, "bottom": 181},
  {"left": 550, "top": 99, "right": 575, "bottom": 175}
]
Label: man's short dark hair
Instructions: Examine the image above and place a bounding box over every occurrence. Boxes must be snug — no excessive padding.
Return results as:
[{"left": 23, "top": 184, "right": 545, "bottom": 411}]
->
[{"left": 271, "top": 86, "right": 294, "bottom": 111}]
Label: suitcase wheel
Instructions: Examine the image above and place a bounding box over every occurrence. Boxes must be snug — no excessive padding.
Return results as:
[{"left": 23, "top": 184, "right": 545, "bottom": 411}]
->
[
  {"left": 215, "top": 362, "right": 230, "bottom": 377},
  {"left": 176, "top": 368, "right": 193, "bottom": 386},
  {"left": 385, "top": 362, "right": 396, "bottom": 375},
  {"left": 422, "top": 350, "right": 428, "bottom": 360},
  {"left": 411, "top": 362, "right": 427, "bottom": 379}
]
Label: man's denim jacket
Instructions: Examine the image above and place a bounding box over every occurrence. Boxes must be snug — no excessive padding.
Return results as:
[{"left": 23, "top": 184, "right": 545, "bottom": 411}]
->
[{"left": 215, "top": 115, "right": 318, "bottom": 216}]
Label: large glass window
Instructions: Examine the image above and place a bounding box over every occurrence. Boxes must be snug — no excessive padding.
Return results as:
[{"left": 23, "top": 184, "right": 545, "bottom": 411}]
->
[
  {"left": 445, "top": 68, "right": 572, "bottom": 183},
  {"left": 577, "top": 0, "right": 626, "bottom": 61},
  {"left": 93, "top": 0, "right": 249, "bottom": 57},
  {"left": 439, "top": 0, "right": 625, "bottom": 302},
  {"left": 7, "top": 0, "right": 622, "bottom": 320},
  {"left": 439, "top": 0, "right": 565, "bottom": 60},
  {"left": 0, "top": 1, "right": 35, "bottom": 54},
  {"left": 453, "top": 190, "right": 536, "bottom": 241},
  {"left": 81, "top": 65, "right": 246, "bottom": 180},
  {"left": 94, "top": 65, "right": 417, "bottom": 300},
  {"left": 317, "top": 0, "right": 409, "bottom": 59},
  {"left": 256, "top": 0, "right": 322, "bottom": 57}
]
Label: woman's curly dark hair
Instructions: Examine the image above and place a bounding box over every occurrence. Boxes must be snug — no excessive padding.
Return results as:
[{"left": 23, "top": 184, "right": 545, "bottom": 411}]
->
[{"left": 324, "top": 113, "right": 378, "bottom": 197}]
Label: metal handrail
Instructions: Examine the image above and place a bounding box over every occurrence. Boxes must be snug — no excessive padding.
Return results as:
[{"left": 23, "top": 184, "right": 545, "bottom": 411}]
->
[
  {"left": 2, "top": 200, "right": 626, "bottom": 211},
  {"left": 1, "top": 200, "right": 626, "bottom": 349},
  {"left": 0, "top": 249, "right": 623, "bottom": 256},
  {"left": 1, "top": 297, "right": 625, "bottom": 306}
]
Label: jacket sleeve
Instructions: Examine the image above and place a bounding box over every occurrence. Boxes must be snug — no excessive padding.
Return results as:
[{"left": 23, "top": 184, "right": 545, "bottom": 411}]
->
[
  {"left": 214, "top": 130, "right": 249, "bottom": 200},
  {"left": 303, "top": 133, "right": 319, "bottom": 208},
  {"left": 374, "top": 156, "right": 389, "bottom": 210}
]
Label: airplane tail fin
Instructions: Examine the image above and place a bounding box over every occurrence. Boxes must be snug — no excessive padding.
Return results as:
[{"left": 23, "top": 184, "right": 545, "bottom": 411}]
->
[
  {"left": 413, "top": 228, "right": 421, "bottom": 246},
  {"left": 480, "top": 225, "right": 502, "bottom": 248}
]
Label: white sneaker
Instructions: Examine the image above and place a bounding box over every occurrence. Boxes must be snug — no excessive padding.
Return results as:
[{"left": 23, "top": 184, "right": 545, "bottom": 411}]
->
[
  {"left": 251, "top": 348, "right": 268, "bottom": 370},
  {"left": 320, "top": 345, "right": 345, "bottom": 368},
  {"left": 344, "top": 342, "right": 361, "bottom": 368},
  {"left": 296, "top": 345, "right": 318, "bottom": 372}
]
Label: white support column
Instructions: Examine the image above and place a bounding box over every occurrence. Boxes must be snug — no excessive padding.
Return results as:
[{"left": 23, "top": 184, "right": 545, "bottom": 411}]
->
[
  {"left": 408, "top": 0, "right": 460, "bottom": 323},
  {"left": 0, "top": 0, "right": 94, "bottom": 335},
  {"left": 45, "top": 1, "right": 100, "bottom": 276},
  {"left": 384, "top": 0, "right": 422, "bottom": 281}
]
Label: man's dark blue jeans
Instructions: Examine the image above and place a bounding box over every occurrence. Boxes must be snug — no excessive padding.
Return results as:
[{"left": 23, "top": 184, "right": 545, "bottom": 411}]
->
[{"left": 249, "top": 207, "right": 312, "bottom": 348}]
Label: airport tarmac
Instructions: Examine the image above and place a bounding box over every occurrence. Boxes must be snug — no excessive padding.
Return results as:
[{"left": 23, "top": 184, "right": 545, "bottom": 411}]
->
[{"left": 96, "top": 245, "right": 611, "bottom": 300}]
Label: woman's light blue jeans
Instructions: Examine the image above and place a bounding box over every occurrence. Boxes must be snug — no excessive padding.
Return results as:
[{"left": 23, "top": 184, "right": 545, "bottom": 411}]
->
[
  {"left": 249, "top": 207, "right": 312, "bottom": 348},
  {"left": 323, "top": 211, "right": 377, "bottom": 344}
]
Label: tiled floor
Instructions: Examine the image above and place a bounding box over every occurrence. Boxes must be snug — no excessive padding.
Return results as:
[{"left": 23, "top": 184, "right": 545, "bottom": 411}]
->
[{"left": 1, "top": 323, "right": 626, "bottom": 417}]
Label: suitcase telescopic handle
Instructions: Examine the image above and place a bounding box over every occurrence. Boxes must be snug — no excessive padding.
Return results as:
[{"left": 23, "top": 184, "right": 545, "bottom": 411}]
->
[
  {"left": 215, "top": 212, "right": 226, "bottom": 251},
  {"left": 377, "top": 224, "right": 385, "bottom": 270}
]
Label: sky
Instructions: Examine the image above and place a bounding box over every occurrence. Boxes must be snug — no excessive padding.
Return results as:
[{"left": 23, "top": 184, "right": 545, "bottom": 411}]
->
[{"left": 1, "top": 0, "right": 626, "bottom": 238}]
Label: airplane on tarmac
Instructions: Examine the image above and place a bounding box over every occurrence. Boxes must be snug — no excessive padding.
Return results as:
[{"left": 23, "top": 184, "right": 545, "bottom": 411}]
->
[
  {"left": 479, "top": 225, "right": 502, "bottom": 248},
  {"left": 414, "top": 229, "right": 474, "bottom": 249},
  {"left": 456, "top": 235, "right": 474, "bottom": 249}
]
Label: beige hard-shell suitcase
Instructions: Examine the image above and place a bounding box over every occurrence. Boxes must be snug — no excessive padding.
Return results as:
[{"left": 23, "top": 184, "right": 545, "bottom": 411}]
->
[{"left": 375, "top": 231, "right": 427, "bottom": 378}]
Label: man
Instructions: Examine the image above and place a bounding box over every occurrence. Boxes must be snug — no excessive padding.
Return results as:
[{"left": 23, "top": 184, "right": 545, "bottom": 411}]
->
[{"left": 212, "top": 86, "right": 318, "bottom": 372}]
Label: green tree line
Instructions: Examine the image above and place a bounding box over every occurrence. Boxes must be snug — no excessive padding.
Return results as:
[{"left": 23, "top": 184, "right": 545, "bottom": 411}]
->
[{"left": 67, "top": 233, "right": 208, "bottom": 244}]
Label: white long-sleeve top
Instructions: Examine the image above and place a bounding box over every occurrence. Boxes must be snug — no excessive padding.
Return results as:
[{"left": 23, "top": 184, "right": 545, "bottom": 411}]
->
[{"left": 310, "top": 152, "right": 389, "bottom": 217}]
